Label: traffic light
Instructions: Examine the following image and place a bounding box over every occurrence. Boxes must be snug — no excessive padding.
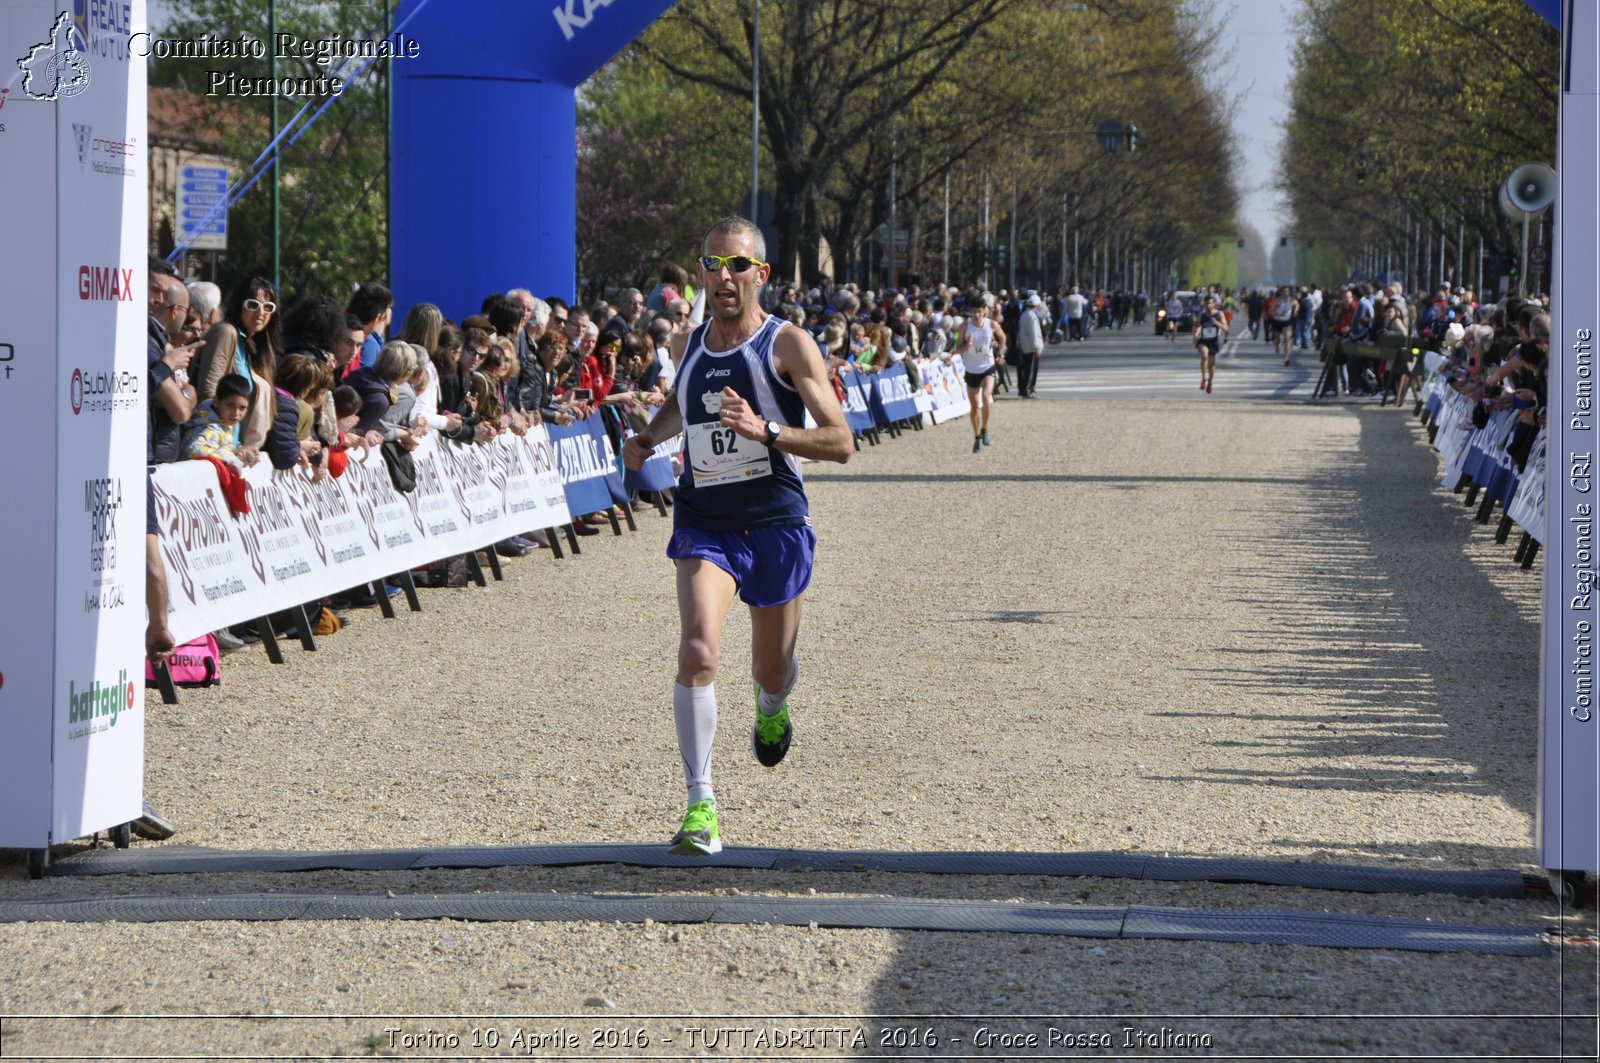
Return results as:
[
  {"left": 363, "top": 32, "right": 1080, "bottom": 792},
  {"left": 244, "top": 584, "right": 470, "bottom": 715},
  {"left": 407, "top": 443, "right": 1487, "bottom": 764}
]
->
[
  {"left": 995, "top": 244, "right": 1009, "bottom": 269},
  {"left": 1125, "top": 123, "right": 1138, "bottom": 153}
]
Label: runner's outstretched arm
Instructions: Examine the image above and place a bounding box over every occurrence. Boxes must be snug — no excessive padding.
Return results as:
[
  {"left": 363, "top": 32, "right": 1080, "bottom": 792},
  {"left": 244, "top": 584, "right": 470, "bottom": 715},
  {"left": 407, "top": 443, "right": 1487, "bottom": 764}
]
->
[
  {"left": 622, "top": 385, "right": 683, "bottom": 471},
  {"left": 717, "top": 324, "right": 852, "bottom": 464}
]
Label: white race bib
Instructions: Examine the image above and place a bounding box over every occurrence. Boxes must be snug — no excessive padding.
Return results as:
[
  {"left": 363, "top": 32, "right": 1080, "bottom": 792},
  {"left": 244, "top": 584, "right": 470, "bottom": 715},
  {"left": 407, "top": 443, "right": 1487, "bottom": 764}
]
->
[{"left": 686, "top": 421, "right": 770, "bottom": 487}]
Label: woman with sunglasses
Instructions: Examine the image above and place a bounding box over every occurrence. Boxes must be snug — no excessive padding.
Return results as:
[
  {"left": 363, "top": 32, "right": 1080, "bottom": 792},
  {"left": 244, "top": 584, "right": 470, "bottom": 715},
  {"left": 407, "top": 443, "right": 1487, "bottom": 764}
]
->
[{"left": 190, "top": 276, "right": 283, "bottom": 464}]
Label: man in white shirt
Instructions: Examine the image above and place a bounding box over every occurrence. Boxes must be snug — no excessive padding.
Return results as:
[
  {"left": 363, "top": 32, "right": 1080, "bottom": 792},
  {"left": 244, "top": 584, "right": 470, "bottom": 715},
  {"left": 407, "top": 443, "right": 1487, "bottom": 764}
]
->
[
  {"left": 1015, "top": 293, "right": 1046, "bottom": 397},
  {"left": 1063, "top": 286, "right": 1088, "bottom": 342}
]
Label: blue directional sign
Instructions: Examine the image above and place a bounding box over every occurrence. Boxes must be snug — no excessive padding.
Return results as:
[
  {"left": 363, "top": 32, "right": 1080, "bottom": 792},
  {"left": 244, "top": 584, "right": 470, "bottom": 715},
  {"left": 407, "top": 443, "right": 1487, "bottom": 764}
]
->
[{"left": 177, "top": 158, "right": 229, "bottom": 251}]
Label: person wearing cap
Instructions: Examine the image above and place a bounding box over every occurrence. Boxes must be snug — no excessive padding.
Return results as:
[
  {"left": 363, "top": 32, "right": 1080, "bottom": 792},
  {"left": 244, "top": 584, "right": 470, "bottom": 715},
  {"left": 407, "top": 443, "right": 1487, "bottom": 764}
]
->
[
  {"left": 621, "top": 215, "right": 853, "bottom": 858},
  {"left": 1014, "top": 293, "right": 1045, "bottom": 398}
]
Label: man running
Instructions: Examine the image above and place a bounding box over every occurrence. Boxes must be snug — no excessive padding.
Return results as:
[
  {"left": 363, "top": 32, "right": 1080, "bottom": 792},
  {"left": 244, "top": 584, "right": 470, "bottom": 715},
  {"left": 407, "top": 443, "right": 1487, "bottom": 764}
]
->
[
  {"left": 957, "top": 295, "right": 1005, "bottom": 450},
  {"left": 1193, "top": 294, "right": 1228, "bottom": 393},
  {"left": 622, "top": 216, "right": 854, "bottom": 856},
  {"left": 1164, "top": 290, "right": 1184, "bottom": 346},
  {"left": 1272, "top": 285, "right": 1296, "bottom": 365}
]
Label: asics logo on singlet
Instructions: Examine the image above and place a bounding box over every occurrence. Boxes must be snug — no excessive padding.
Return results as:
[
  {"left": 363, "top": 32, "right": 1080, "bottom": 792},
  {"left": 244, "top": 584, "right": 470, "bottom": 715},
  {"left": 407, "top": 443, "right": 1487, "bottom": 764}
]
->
[{"left": 704, "top": 368, "right": 732, "bottom": 378}]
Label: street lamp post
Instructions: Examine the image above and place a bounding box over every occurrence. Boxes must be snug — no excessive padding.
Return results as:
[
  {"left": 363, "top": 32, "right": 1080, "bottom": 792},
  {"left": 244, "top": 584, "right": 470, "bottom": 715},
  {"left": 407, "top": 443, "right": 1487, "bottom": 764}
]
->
[{"left": 750, "top": 0, "right": 760, "bottom": 224}]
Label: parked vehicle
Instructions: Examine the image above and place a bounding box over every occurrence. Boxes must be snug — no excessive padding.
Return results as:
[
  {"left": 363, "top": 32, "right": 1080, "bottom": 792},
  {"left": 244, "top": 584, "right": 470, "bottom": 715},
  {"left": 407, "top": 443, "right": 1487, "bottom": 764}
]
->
[{"left": 1154, "top": 290, "right": 1196, "bottom": 336}]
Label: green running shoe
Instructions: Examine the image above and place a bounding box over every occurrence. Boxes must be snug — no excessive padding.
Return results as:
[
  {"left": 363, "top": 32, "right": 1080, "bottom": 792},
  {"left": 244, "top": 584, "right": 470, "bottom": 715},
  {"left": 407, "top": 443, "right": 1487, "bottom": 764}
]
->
[
  {"left": 752, "top": 668, "right": 794, "bottom": 768},
  {"left": 669, "top": 799, "right": 721, "bottom": 855}
]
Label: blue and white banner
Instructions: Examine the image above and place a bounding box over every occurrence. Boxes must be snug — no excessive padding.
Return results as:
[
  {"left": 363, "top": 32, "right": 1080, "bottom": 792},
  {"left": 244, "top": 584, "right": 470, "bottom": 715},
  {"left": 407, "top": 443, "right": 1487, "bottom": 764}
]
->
[
  {"left": 869, "top": 362, "right": 923, "bottom": 425},
  {"left": 839, "top": 366, "right": 877, "bottom": 435},
  {"left": 549, "top": 414, "right": 627, "bottom": 517},
  {"left": 622, "top": 429, "right": 680, "bottom": 494}
]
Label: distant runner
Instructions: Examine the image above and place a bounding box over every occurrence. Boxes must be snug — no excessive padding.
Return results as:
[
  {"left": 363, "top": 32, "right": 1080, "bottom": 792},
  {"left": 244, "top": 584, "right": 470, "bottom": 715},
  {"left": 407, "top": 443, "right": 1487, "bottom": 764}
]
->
[{"left": 1193, "top": 294, "right": 1228, "bottom": 393}]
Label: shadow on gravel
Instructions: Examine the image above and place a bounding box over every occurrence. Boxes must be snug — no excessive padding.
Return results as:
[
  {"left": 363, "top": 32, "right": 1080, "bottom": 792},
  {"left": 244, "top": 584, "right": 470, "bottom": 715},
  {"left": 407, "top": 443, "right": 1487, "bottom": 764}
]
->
[
  {"left": 1172, "top": 407, "right": 1540, "bottom": 852},
  {"left": 851, "top": 406, "right": 1568, "bottom": 1058}
]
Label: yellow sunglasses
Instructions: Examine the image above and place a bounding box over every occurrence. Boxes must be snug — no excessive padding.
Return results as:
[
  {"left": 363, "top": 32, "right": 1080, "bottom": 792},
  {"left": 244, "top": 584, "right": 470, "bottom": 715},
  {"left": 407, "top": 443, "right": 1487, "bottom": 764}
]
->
[{"left": 699, "top": 254, "right": 766, "bottom": 274}]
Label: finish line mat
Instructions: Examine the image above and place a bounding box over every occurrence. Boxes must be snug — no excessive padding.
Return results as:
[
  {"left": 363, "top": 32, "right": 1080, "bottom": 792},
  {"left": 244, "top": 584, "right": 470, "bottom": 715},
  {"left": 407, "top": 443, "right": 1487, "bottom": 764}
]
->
[{"left": 49, "top": 842, "right": 1528, "bottom": 898}]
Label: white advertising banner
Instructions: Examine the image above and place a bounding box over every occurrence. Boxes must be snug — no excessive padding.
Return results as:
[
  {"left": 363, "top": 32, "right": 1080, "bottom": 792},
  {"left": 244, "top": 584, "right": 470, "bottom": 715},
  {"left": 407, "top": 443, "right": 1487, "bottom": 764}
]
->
[
  {"left": 0, "top": 1, "right": 148, "bottom": 850},
  {"left": 1540, "top": 0, "right": 1600, "bottom": 877},
  {"left": 1506, "top": 428, "right": 1548, "bottom": 544},
  {"left": 919, "top": 356, "right": 973, "bottom": 425},
  {"left": 0, "top": 5, "right": 68, "bottom": 847},
  {"left": 151, "top": 429, "right": 572, "bottom": 645}
]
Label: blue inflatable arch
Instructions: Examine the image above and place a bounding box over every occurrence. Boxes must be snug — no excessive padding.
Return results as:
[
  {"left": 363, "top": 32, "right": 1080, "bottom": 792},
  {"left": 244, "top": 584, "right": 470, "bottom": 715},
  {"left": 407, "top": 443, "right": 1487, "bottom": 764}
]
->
[{"left": 391, "top": 0, "right": 679, "bottom": 319}]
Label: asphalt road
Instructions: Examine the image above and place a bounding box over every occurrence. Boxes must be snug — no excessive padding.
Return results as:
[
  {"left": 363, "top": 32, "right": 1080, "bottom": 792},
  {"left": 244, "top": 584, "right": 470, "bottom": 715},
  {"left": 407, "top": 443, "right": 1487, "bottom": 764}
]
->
[{"left": 1025, "top": 318, "right": 1325, "bottom": 401}]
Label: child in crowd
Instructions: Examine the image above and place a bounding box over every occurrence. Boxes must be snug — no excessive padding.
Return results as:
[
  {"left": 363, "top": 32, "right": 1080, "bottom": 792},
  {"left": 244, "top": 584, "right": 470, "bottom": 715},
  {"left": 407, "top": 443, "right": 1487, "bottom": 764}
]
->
[
  {"left": 183, "top": 373, "right": 253, "bottom": 464},
  {"left": 324, "top": 384, "right": 364, "bottom": 478}
]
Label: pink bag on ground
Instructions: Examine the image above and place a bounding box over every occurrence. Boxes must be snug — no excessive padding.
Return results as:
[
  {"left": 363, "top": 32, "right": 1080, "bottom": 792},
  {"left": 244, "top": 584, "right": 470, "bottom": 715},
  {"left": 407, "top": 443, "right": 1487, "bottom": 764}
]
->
[{"left": 147, "top": 633, "right": 221, "bottom": 687}]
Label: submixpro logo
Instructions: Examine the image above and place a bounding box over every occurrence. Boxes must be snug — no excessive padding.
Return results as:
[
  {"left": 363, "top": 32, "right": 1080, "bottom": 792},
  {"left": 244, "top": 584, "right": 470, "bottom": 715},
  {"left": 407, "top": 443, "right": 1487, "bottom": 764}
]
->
[
  {"left": 70, "top": 365, "right": 139, "bottom": 415},
  {"left": 67, "top": 669, "right": 134, "bottom": 727}
]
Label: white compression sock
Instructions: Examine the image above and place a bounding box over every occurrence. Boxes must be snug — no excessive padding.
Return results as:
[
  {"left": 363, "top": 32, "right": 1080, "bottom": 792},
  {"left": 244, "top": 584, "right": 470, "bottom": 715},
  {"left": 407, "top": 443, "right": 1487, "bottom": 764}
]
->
[
  {"left": 758, "top": 658, "right": 798, "bottom": 716},
  {"left": 674, "top": 682, "right": 717, "bottom": 805}
]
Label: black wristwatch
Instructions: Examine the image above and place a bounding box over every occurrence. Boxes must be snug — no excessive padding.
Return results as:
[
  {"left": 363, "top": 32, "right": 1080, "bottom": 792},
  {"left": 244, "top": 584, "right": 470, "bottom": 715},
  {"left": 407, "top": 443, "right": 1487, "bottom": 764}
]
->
[{"left": 763, "top": 419, "right": 782, "bottom": 447}]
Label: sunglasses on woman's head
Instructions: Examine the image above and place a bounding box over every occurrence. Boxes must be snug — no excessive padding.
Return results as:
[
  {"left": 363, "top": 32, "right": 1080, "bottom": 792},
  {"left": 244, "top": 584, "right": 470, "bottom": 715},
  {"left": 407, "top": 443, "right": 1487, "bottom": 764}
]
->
[
  {"left": 699, "top": 254, "right": 764, "bottom": 274},
  {"left": 245, "top": 298, "right": 276, "bottom": 314}
]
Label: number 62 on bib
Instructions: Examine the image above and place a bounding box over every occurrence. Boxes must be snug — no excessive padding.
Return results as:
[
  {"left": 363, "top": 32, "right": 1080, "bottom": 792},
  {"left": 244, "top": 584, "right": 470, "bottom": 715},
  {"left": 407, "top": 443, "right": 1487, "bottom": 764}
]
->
[{"left": 687, "top": 421, "right": 771, "bottom": 487}]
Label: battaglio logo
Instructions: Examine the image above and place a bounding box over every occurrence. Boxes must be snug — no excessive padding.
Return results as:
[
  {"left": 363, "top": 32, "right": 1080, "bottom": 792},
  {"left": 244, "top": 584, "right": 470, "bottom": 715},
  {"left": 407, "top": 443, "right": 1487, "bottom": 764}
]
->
[{"left": 67, "top": 669, "right": 134, "bottom": 728}]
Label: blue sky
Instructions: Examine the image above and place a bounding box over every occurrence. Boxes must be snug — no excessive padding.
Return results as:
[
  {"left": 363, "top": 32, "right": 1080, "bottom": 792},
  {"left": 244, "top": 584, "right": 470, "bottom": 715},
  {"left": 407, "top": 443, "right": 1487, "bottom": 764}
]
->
[{"left": 1212, "top": 0, "right": 1302, "bottom": 247}]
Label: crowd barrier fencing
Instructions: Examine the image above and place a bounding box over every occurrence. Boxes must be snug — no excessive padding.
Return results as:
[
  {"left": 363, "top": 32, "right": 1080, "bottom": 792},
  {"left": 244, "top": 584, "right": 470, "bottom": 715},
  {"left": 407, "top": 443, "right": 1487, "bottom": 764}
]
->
[
  {"left": 148, "top": 417, "right": 641, "bottom": 667},
  {"left": 1419, "top": 371, "right": 1547, "bottom": 567},
  {"left": 147, "top": 356, "right": 989, "bottom": 699},
  {"left": 1313, "top": 333, "right": 1416, "bottom": 401}
]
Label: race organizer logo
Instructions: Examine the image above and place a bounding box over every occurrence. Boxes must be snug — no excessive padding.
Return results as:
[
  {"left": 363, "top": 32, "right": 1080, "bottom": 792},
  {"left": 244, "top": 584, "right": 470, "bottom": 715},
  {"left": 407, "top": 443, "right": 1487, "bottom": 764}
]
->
[{"left": 15, "top": 11, "right": 91, "bottom": 101}]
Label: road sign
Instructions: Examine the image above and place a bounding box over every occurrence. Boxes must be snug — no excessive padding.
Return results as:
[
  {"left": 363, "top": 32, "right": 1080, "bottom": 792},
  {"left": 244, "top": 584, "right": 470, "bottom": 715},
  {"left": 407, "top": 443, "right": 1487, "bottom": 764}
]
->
[
  {"left": 1529, "top": 244, "right": 1548, "bottom": 267},
  {"left": 177, "top": 156, "right": 229, "bottom": 251},
  {"left": 1096, "top": 119, "right": 1124, "bottom": 155}
]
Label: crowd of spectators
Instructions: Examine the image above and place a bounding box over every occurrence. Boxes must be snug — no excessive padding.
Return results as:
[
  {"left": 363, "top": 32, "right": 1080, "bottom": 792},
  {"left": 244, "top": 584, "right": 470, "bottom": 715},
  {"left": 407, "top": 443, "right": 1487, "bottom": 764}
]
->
[{"left": 135, "top": 247, "right": 1558, "bottom": 842}]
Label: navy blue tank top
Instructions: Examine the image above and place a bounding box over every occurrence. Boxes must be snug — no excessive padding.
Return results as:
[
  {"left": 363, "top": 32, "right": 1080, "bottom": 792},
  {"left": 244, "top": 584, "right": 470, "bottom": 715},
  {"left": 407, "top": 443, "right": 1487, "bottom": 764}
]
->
[{"left": 673, "top": 314, "right": 809, "bottom": 531}]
